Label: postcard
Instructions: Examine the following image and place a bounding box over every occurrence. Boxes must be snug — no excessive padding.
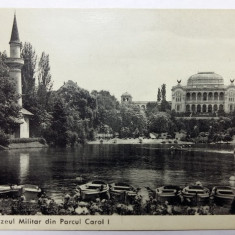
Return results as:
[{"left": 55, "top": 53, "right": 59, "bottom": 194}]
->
[{"left": 0, "top": 5, "right": 235, "bottom": 231}]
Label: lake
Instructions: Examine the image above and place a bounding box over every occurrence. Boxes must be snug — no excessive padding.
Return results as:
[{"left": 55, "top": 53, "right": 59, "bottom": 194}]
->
[{"left": 0, "top": 144, "right": 235, "bottom": 202}]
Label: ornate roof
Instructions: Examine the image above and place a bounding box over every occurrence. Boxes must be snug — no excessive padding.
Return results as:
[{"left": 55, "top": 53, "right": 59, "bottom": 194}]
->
[
  {"left": 187, "top": 72, "right": 224, "bottom": 87},
  {"left": 10, "top": 14, "right": 20, "bottom": 44},
  {"left": 121, "top": 92, "right": 132, "bottom": 97}
]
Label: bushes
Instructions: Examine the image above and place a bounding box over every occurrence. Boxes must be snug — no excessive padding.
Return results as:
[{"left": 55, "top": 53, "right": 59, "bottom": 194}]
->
[
  {"left": 0, "top": 129, "right": 10, "bottom": 146},
  {"left": 9, "top": 137, "right": 47, "bottom": 144}
]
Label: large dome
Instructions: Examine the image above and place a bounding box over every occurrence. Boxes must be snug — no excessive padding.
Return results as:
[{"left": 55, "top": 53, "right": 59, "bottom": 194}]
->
[{"left": 187, "top": 72, "right": 224, "bottom": 87}]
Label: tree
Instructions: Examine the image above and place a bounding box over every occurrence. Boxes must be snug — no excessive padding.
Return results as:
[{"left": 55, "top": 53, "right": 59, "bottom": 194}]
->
[
  {"left": 91, "top": 90, "right": 121, "bottom": 132},
  {"left": 160, "top": 100, "right": 171, "bottom": 112},
  {"left": 0, "top": 53, "right": 21, "bottom": 137},
  {"left": 0, "top": 76, "right": 21, "bottom": 134},
  {"left": 161, "top": 84, "right": 166, "bottom": 101},
  {"left": 0, "top": 51, "right": 8, "bottom": 77},
  {"left": 21, "top": 42, "right": 37, "bottom": 109},
  {"left": 148, "top": 112, "right": 171, "bottom": 133},
  {"left": 120, "top": 104, "right": 147, "bottom": 137},
  {"left": 37, "top": 52, "right": 53, "bottom": 110},
  {"left": 146, "top": 102, "right": 159, "bottom": 117},
  {"left": 49, "top": 98, "right": 68, "bottom": 147},
  {"left": 157, "top": 88, "right": 161, "bottom": 102}
]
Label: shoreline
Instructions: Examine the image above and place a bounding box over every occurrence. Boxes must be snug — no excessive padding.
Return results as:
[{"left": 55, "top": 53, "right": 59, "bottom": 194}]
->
[{"left": 87, "top": 138, "right": 231, "bottom": 145}]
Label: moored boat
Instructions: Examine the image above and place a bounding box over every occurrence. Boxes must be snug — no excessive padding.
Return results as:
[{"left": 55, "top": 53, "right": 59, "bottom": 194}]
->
[
  {"left": 211, "top": 186, "right": 235, "bottom": 205},
  {"left": 78, "top": 180, "right": 110, "bottom": 201},
  {"left": 156, "top": 185, "right": 181, "bottom": 204},
  {"left": 182, "top": 185, "right": 210, "bottom": 204},
  {"left": 21, "top": 184, "right": 42, "bottom": 201},
  {"left": 0, "top": 185, "right": 22, "bottom": 198},
  {"left": 110, "top": 182, "right": 137, "bottom": 201}
]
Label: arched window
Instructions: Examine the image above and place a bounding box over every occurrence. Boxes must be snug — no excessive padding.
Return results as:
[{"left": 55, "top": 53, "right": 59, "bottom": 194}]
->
[
  {"left": 186, "top": 105, "right": 190, "bottom": 112},
  {"left": 176, "top": 104, "right": 180, "bottom": 112},
  {"left": 186, "top": 93, "right": 190, "bottom": 101},
  {"left": 214, "top": 92, "right": 218, "bottom": 100},
  {"left": 197, "top": 92, "right": 202, "bottom": 101},
  {"left": 192, "top": 93, "right": 196, "bottom": 101},
  {"left": 203, "top": 92, "right": 207, "bottom": 101},
  {"left": 208, "top": 92, "right": 213, "bottom": 101},
  {"left": 208, "top": 104, "right": 212, "bottom": 113},
  {"left": 202, "top": 104, "right": 207, "bottom": 113},
  {"left": 175, "top": 92, "right": 182, "bottom": 102},
  {"left": 230, "top": 104, "right": 233, "bottom": 112},
  {"left": 214, "top": 104, "right": 218, "bottom": 112},
  {"left": 197, "top": 104, "right": 201, "bottom": 113},
  {"left": 219, "top": 92, "right": 224, "bottom": 101},
  {"left": 192, "top": 104, "right": 196, "bottom": 112},
  {"left": 229, "top": 91, "right": 235, "bottom": 102},
  {"left": 219, "top": 104, "right": 224, "bottom": 111}
]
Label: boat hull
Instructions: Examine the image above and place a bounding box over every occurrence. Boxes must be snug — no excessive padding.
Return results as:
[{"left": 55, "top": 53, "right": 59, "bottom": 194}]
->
[
  {"left": 81, "top": 190, "right": 110, "bottom": 201},
  {"left": 182, "top": 193, "right": 209, "bottom": 205},
  {"left": 0, "top": 186, "right": 22, "bottom": 199},
  {"left": 214, "top": 195, "right": 235, "bottom": 206}
]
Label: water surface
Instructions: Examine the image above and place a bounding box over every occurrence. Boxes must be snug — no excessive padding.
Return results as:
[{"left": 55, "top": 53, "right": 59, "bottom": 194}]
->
[{"left": 0, "top": 144, "right": 235, "bottom": 202}]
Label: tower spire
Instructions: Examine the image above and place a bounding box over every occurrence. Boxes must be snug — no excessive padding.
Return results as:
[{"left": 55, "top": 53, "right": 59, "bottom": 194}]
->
[{"left": 10, "top": 13, "right": 20, "bottom": 44}]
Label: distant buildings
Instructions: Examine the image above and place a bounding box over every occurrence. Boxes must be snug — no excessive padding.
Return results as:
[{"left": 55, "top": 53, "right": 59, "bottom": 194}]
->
[
  {"left": 121, "top": 92, "right": 157, "bottom": 110},
  {"left": 171, "top": 72, "right": 235, "bottom": 115}
]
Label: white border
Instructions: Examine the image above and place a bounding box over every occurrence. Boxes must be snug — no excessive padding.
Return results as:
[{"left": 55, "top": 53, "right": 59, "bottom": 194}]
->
[
  {"left": 0, "top": 0, "right": 235, "bottom": 234},
  {"left": 0, "top": 0, "right": 235, "bottom": 9}
]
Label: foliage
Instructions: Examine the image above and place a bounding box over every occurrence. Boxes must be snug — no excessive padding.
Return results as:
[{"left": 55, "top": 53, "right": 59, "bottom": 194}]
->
[
  {"left": 161, "top": 84, "right": 166, "bottom": 101},
  {"left": 160, "top": 100, "right": 171, "bottom": 112},
  {"left": 120, "top": 104, "right": 147, "bottom": 137},
  {"left": 146, "top": 102, "right": 159, "bottom": 117},
  {"left": 37, "top": 52, "right": 53, "bottom": 110},
  {"left": 9, "top": 137, "right": 46, "bottom": 144},
  {"left": 148, "top": 112, "right": 171, "bottom": 133},
  {"left": 157, "top": 88, "right": 161, "bottom": 102},
  {"left": 0, "top": 76, "right": 21, "bottom": 134},
  {"left": 48, "top": 98, "right": 68, "bottom": 147},
  {"left": 0, "top": 51, "right": 8, "bottom": 77},
  {"left": 21, "top": 42, "right": 37, "bottom": 109},
  {"left": 0, "top": 129, "right": 10, "bottom": 146}
]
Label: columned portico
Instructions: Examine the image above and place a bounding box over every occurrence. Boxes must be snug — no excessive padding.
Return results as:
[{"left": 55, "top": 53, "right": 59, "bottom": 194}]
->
[{"left": 172, "top": 72, "right": 235, "bottom": 115}]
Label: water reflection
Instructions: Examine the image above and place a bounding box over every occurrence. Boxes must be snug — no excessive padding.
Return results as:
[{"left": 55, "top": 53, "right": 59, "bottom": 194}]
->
[
  {"left": 0, "top": 144, "right": 234, "bottom": 200},
  {"left": 19, "top": 153, "right": 29, "bottom": 184}
]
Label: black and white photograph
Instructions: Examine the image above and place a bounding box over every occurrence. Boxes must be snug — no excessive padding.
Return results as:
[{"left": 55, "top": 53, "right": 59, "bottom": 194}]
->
[{"left": 0, "top": 3, "right": 235, "bottom": 231}]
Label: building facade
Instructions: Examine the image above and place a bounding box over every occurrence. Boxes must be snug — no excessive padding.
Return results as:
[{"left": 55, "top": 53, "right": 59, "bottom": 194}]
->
[
  {"left": 5, "top": 14, "right": 33, "bottom": 138},
  {"left": 171, "top": 72, "right": 235, "bottom": 114}
]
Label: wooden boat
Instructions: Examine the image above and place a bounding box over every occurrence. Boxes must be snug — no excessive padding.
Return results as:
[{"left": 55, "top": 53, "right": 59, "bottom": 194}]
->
[
  {"left": 110, "top": 182, "right": 137, "bottom": 201},
  {"left": 21, "top": 184, "right": 42, "bottom": 201},
  {"left": 211, "top": 186, "right": 235, "bottom": 205},
  {"left": 78, "top": 180, "right": 110, "bottom": 201},
  {"left": 0, "top": 185, "right": 22, "bottom": 198},
  {"left": 156, "top": 185, "right": 181, "bottom": 203},
  {"left": 182, "top": 185, "right": 210, "bottom": 204}
]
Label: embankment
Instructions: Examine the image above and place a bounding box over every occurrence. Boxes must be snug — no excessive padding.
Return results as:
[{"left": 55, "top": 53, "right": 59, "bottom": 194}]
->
[{"left": 7, "top": 138, "right": 48, "bottom": 149}]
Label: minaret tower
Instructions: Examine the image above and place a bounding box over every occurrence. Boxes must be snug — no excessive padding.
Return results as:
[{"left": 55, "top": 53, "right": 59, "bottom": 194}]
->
[
  {"left": 5, "top": 14, "right": 33, "bottom": 139},
  {"left": 5, "top": 13, "right": 24, "bottom": 106}
]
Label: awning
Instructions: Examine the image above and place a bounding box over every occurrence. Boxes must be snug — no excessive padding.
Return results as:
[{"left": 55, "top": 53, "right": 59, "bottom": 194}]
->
[{"left": 21, "top": 108, "right": 34, "bottom": 116}]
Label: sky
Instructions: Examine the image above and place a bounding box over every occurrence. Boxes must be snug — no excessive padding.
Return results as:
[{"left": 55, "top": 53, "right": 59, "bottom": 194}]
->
[{"left": 2, "top": 8, "right": 235, "bottom": 101}]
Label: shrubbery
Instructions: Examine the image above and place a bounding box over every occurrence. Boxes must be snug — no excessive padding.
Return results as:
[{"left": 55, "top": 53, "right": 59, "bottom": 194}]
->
[
  {"left": 9, "top": 137, "right": 47, "bottom": 144},
  {"left": 0, "top": 129, "right": 10, "bottom": 146}
]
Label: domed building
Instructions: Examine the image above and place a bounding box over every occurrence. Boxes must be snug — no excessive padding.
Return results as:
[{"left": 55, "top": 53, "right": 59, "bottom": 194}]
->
[{"left": 171, "top": 72, "right": 235, "bottom": 115}]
